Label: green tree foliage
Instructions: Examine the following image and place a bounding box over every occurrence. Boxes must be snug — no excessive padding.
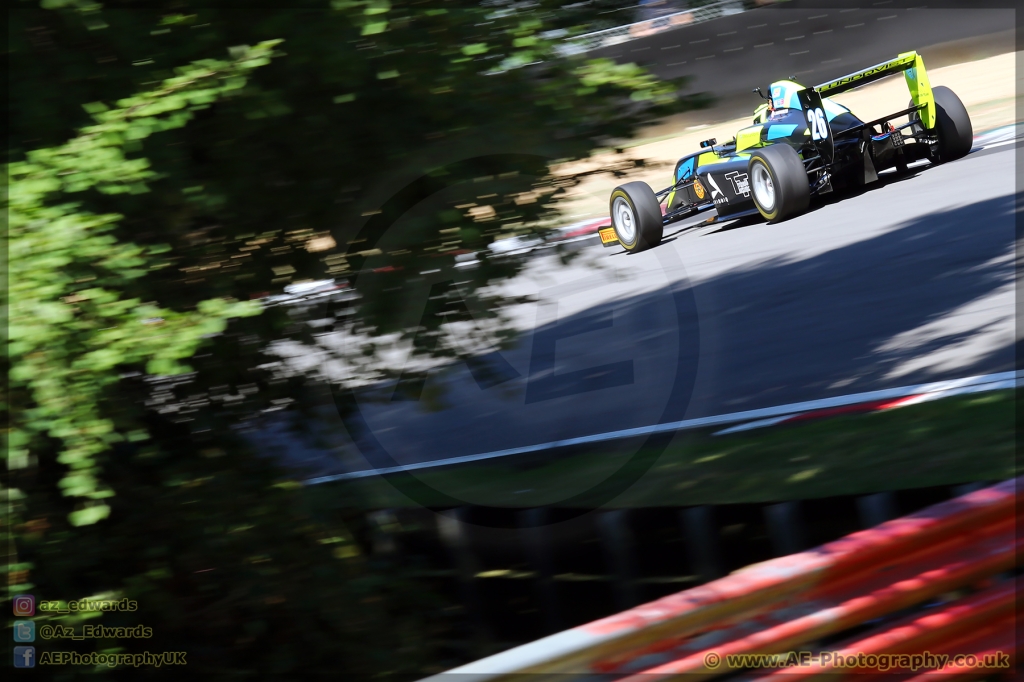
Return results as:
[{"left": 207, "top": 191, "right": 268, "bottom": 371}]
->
[
  {"left": 6, "top": 0, "right": 709, "bottom": 676},
  {"left": 9, "top": 41, "right": 277, "bottom": 516}
]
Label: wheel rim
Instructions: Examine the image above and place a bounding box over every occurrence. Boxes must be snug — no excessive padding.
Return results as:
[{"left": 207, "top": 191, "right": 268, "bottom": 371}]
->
[
  {"left": 751, "top": 162, "right": 775, "bottom": 212},
  {"left": 612, "top": 196, "right": 636, "bottom": 244}
]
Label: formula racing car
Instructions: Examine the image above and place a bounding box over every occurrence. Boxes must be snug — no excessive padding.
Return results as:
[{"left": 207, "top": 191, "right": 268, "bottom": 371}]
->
[{"left": 601, "top": 51, "right": 973, "bottom": 252}]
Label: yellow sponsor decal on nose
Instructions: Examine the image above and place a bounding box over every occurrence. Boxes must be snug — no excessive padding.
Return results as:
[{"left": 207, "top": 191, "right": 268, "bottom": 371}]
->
[{"left": 694, "top": 179, "right": 705, "bottom": 199}]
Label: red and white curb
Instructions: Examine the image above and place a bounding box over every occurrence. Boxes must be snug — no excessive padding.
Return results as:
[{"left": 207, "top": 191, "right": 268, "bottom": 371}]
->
[
  {"left": 554, "top": 216, "right": 611, "bottom": 240},
  {"left": 713, "top": 371, "right": 1017, "bottom": 436},
  {"left": 971, "top": 124, "right": 1021, "bottom": 152}
]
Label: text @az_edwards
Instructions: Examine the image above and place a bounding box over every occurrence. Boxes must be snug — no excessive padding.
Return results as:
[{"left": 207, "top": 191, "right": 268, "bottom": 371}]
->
[{"left": 40, "top": 624, "right": 153, "bottom": 640}]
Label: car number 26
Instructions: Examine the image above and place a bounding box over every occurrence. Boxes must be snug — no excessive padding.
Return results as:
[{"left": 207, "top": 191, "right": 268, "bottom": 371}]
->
[{"left": 806, "top": 107, "right": 828, "bottom": 141}]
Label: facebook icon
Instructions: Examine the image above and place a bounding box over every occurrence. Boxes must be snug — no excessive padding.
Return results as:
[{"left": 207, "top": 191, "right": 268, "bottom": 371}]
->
[{"left": 14, "top": 646, "right": 35, "bottom": 668}]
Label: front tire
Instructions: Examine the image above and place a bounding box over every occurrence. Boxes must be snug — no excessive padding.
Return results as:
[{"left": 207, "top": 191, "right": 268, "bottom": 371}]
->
[
  {"left": 609, "top": 181, "right": 663, "bottom": 252},
  {"left": 747, "top": 144, "right": 810, "bottom": 222}
]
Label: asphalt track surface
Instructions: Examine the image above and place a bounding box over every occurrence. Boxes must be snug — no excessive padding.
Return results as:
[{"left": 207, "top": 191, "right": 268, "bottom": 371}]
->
[
  {"left": 590, "top": 4, "right": 1015, "bottom": 101},
  {"left": 261, "top": 6, "right": 1021, "bottom": 480},
  {"left": 303, "top": 135, "right": 1017, "bottom": 478}
]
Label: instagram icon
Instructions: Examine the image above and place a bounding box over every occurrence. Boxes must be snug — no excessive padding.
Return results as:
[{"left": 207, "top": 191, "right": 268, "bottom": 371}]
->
[{"left": 13, "top": 595, "right": 35, "bottom": 617}]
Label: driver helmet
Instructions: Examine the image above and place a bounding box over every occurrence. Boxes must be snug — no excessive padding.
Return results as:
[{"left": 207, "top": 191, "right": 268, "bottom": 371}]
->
[{"left": 769, "top": 80, "right": 805, "bottom": 110}]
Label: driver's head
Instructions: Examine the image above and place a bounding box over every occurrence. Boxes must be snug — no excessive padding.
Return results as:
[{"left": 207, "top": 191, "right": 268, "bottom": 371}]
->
[{"left": 769, "top": 80, "right": 804, "bottom": 110}]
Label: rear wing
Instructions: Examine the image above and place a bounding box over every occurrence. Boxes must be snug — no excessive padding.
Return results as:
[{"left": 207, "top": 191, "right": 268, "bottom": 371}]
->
[{"left": 813, "top": 51, "right": 935, "bottom": 129}]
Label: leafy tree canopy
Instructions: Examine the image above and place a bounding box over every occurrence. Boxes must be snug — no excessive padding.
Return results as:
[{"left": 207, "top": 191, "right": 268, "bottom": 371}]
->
[{"left": 6, "top": 0, "right": 708, "bottom": 676}]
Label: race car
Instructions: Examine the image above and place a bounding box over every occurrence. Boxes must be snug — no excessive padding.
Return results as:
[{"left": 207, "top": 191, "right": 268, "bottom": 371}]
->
[{"left": 601, "top": 51, "right": 973, "bottom": 252}]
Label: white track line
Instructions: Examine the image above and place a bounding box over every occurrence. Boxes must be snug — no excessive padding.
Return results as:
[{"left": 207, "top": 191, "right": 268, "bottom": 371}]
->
[
  {"left": 306, "top": 371, "right": 1018, "bottom": 483},
  {"left": 714, "top": 414, "right": 799, "bottom": 436}
]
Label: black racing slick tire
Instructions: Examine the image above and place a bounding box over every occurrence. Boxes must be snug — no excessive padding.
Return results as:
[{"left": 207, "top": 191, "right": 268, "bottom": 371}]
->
[
  {"left": 910, "top": 86, "right": 973, "bottom": 163},
  {"left": 609, "top": 181, "right": 663, "bottom": 252},
  {"left": 747, "top": 144, "right": 810, "bottom": 222},
  {"left": 932, "top": 86, "right": 973, "bottom": 162}
]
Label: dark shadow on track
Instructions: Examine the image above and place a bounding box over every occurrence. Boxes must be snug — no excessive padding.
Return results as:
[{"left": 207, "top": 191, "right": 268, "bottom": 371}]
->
[{"left": 263, "top": 190, "right": 1018, "bottom": 481}]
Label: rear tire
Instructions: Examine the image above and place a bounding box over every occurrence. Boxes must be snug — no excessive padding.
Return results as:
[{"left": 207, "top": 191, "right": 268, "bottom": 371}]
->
[
  {"left": 910, "top": 86, "right": 973, "bottom": 162},
  {"left": 932, "top": 86, "right": 973, "bottom": 162},
  {"left": 609, "top": 181, "right": 663, "bottom": 252},
  {"left": 747, "top": 144, "right": 810, "bottom": 222}
]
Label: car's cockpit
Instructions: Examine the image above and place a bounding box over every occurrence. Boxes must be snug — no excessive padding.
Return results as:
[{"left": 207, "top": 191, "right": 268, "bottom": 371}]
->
[{"left": 751, "top": 80, "right": 863, "bottom": 131}]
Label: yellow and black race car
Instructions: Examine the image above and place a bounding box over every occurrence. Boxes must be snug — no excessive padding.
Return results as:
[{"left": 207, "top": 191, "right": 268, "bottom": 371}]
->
[{"left": 601, "top": 51, "right": 973, "bottom": 252}]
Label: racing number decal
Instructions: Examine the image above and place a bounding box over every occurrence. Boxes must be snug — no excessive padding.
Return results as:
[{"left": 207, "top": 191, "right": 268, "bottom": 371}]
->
[
  {"left": 807, "top": 107, "right": 828, "bottom": 141},
  {"left": 815, "top": 109, "right": 829, "bottom": 139}
]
